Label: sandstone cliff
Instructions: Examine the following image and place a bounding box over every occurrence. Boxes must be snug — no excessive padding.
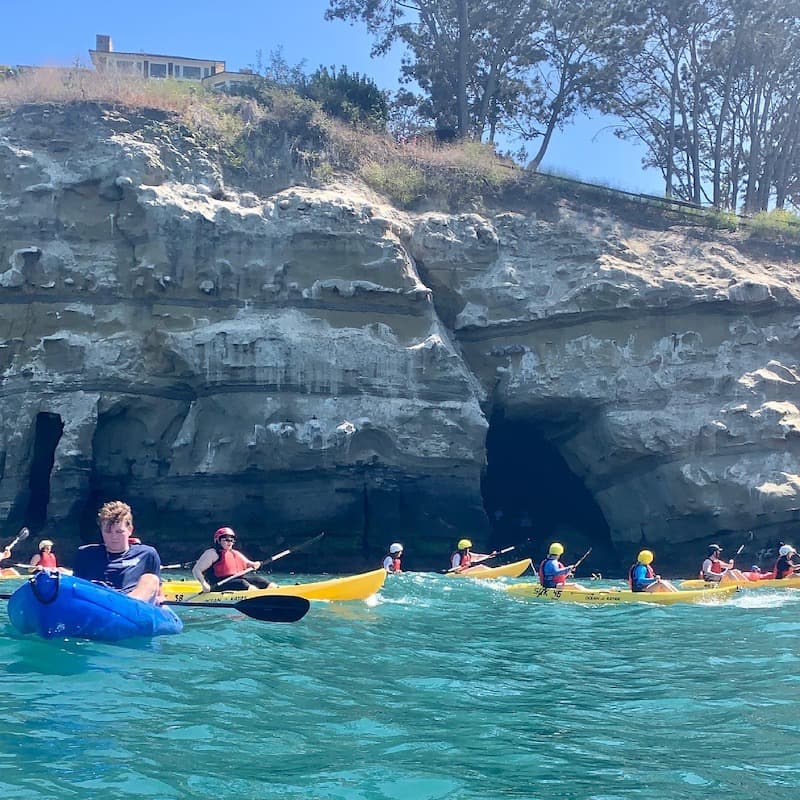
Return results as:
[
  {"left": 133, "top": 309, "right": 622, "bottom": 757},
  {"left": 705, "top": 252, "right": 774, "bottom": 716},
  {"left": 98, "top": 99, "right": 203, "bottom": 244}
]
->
[{"left": 1, "top": 102, "right": 798, "bottom": 573}]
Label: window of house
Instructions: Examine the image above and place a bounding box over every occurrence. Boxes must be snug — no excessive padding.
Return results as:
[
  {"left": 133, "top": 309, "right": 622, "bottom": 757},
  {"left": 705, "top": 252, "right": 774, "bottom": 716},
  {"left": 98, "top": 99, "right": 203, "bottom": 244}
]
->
[
  {"left": 204, "top": 68, "right": 210, "bottom": 77},
  {"left": 114, "top": 60, "right": 135, "bottom": 73},
  {"left": 149, "top": 63, "right": 167, "bottom": 78},
  {"left": 183, "top": 65, "right": 202, "bottom": 80}
]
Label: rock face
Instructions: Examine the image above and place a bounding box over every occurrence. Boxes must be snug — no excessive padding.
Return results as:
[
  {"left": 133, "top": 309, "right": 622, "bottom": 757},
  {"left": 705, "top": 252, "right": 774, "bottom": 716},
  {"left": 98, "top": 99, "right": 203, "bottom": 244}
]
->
[{"left": 1, "top": 102, "right": 799, "bottom": 573}]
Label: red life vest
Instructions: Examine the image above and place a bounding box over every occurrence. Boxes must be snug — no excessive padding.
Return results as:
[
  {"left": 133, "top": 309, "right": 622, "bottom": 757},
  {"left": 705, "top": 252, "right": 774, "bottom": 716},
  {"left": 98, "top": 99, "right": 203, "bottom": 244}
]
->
[
  {"left": 37, "top": 551, "right": 58, "bottom": 568},
  {"left": 628, "top": 563, "right": 654, "bottom": 589},
  {"left": 699, "top": 558, "right": 722, "bottom": 578},
  {"left": 538, "top": 557, "right": 567, "bottom": 588},
  {"left": 212, "top": 549, "right": 249, "bottom": 578},
  {"left": 391, "top": 558, "right": 402, "bottom": 572}
]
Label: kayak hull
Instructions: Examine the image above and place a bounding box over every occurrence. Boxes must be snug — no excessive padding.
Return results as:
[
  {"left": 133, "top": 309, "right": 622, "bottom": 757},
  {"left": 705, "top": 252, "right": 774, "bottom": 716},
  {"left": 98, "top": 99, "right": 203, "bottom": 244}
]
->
[
  {"left": 506, "top": 583, "right": 738, "bottom": 604},
  {"left": 447, "top": 558, "right": 532, "bottom": 579},
  {"left": 162, "top": 567, "right": 387, "bottom": 603},
  {"left": 679, "top": 576, "right": 800, "bottom": 590},
  {"left": 7, "top": 570, "right": 183, "bottom": 641}
]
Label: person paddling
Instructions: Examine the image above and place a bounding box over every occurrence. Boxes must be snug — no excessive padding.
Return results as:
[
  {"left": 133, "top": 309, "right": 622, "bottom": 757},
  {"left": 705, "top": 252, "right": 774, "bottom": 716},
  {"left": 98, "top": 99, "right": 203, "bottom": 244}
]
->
[
  {"left": 73, "top": 501, "right": 163, "bottom": 604},
  {"left": 538, "top": 542, "right": 578, "bottom": 589},
  {"left": 450, "top": 538, "right": 496, "bottom": 572},
  {"left": 383, "top": 542, "right": 403, "bottom": 573},
  {"left": 700, "top": 544, "right": 748, "bottom": 583},
  {"left": 774, "top": 545, "right": 800, "bottom": 579},
  {"left": 629, "top": 549, "right": 678, "bottom": 593},
  {"left": 192, "top": 527, "right": 276, "bottom": 593},
  {"left": 30, "top": 539, "right": 59, "bottom": 569}
]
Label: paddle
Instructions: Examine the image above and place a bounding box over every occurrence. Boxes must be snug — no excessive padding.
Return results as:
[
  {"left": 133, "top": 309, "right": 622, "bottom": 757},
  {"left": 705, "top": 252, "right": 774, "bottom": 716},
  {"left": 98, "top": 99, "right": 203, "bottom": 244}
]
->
[
  {"left": 1, "top": 527, "right": 30, "bottom": 558},
  {"left": 445, "top": 544, "right": 517, "bottom": 574},
  {"left": 163, "top": 531, "right": 326, "bottom": 571},
  {"left": 165, "top": 594, "right": 310, "bottom": 623},
  {"left": 183, "top": 532, "right": 327, "bottom": 598},
  {"left": 0, "top": 589, "right": 311, "bottom": 623},
  {"left": 569, "top": 547, "right": 593, "bottom": 577}
]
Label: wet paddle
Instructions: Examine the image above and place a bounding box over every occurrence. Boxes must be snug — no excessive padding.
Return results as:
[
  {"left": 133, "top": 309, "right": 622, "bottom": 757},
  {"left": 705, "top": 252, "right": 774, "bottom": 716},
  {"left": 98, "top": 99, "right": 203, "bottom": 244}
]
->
[
  {"left": 166, "top": 594, "right": 310, "bottom": 623},
  {"left": 1, "top": 527, "right": 30, "bottom": 557},
  {"left": 0, "top": 589, "right": 311, "bottom": 623}
]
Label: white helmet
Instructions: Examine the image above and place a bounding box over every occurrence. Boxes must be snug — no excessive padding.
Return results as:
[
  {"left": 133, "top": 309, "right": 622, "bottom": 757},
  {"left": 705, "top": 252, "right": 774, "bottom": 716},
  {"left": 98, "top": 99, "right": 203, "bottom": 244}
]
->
[
  {"left": 779, "top": 544, "right": 795, "bottom": 557},
  {"left": 389, "top": 542, "right": 403, "bottom": 554}
]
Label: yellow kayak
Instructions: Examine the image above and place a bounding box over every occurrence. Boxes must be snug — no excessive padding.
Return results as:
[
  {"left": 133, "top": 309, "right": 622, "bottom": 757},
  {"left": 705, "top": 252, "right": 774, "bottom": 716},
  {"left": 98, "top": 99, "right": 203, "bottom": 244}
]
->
[
  {"left": 447, "top": 558, "right": 532, "bottom": 579},
  {"left": 679, "top": 576, "right": 800, "bottom": 590},
  {"left": 0, "top": 567, "right": 21, "bottom": 579},
  {"left": 506, "top": 583, "right": 738, "bottom": 604},
  {"left": 162, "top": 567, "right": 386, "bottom": 603}
]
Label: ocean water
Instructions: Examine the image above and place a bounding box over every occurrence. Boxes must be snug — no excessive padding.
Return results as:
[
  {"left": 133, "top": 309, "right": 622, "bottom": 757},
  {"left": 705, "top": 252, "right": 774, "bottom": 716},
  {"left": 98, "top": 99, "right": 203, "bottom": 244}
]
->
[{"left": 1, "top": 572, "right": 798, "bottom": 800}]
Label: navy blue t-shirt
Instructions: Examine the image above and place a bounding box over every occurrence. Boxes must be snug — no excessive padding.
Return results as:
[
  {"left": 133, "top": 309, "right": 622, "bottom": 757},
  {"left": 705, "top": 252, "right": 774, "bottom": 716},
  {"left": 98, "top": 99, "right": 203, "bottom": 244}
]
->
[{"left": 73, "top": 543, "right": 162, "bottom": 593}]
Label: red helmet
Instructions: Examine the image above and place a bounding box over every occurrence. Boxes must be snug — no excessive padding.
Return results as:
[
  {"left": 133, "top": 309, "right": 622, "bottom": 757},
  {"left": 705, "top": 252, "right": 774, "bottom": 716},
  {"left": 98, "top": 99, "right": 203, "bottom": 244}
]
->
[{"left": 214, "top": 527, "right": 236, "bottom": 544}]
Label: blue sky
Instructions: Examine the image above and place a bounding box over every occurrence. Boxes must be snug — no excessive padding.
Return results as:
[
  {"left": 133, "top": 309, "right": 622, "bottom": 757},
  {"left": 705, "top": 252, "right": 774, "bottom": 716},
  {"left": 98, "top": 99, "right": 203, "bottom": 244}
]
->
[{"left": 3, "top": 0, "right": 663, "bottom": 194}]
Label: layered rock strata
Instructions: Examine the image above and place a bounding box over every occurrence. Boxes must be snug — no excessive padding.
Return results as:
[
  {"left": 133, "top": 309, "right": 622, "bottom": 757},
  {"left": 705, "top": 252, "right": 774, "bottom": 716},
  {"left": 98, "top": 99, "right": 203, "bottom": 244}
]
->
[{"left": 1, "top": 102, "right": 798, "bottom": 572}]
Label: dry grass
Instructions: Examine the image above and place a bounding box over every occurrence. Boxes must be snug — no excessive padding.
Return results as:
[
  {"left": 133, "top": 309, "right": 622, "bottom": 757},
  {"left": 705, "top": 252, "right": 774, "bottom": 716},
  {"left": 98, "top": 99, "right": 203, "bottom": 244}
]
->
[{"left": 0, "top": 67, "right": 250, "bottom": 145}]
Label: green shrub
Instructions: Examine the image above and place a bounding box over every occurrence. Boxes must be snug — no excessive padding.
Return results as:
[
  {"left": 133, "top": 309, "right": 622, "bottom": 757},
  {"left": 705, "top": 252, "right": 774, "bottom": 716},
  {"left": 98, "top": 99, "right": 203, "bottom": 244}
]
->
[
  {"left": 748, "top": 209, "right": 800, "bottom": 239},
  {"left": 360, "top": 161, "right": 427, "bottom": 206}
]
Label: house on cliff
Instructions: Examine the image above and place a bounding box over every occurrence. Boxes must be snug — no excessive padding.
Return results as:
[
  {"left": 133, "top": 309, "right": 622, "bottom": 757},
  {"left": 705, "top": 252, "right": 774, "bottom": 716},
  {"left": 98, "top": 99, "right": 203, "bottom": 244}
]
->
[{"left": 88, "top": 33, "right": 256, "bottom": 91}]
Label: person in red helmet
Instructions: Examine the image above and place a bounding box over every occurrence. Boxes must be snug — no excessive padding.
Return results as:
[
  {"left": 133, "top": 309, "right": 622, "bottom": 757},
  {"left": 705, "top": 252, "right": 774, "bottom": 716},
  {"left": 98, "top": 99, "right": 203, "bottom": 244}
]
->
[{"left": 191, "top": 527, "right": 275, "bottom": 593}]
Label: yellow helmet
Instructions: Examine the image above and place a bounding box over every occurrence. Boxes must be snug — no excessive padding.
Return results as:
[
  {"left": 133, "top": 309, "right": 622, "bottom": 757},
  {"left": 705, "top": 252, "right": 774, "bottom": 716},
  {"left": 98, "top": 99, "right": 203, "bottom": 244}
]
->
[
  {"left": 39, "top": 539, "right": 54, "bottom": 550},
  {"left": 457, "top": 538, "right": 472, "bottom": 550},
  {"left": 638, "top": 549, "right": 654, "bottom": 565},
  {"left": 548, "top": 542, "right": 564, "bottom": 556}
]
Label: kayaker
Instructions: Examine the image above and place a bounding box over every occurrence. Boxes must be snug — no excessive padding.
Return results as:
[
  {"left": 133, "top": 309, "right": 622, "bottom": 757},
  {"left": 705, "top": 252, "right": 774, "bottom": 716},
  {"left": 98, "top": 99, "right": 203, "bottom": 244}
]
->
[
  {"left": 628, "top": 549, "right": 678, "bottom": 593},
  {"left": 538, "top": 542, "right": 576, "bottom": 588},
  {"left": 450, "top": 538, "right": 496, "bottom": 572},
  {"left": 774, "top": 545, "right": 800, "bottom": 579},
  {"left": 383, "top": 542, "right": 403, "bottom": 573},
  {"left": 73, "top": 501, "right": 163, "bottom": 603},
  {"left": 192, "top": 527, "right": 276, "bottom": 592},
  {"left": 700, "top": 544, "right": 748, "bottom": 583},
  {"left": 29, "top": 539, "right": 59, "bottom": 569}
]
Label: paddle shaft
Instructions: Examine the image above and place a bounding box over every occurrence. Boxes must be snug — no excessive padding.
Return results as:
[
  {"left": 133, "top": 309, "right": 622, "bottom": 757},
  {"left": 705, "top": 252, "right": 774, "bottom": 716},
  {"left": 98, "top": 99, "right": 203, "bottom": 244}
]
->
[
  {"left": 168, "top": 531, "right": 326, "bottom": 571},
  {"left": 0, "top": 590, "right": 311, "bottom": 623},
  {"left": 447, "top": 544, "right": 516, "bottom": 573},
  {"left": 2, "top": 527, "right": 30, "bottom": 556},
  {"left": 570, "top": 548, "right": 593, "bottom": 576}
]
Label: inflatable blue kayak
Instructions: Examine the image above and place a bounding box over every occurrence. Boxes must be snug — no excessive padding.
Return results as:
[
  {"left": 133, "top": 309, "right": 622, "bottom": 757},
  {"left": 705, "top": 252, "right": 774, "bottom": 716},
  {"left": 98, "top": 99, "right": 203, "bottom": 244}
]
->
[{"left": 6, "top": 570, "right": 183, "bottom": 641}]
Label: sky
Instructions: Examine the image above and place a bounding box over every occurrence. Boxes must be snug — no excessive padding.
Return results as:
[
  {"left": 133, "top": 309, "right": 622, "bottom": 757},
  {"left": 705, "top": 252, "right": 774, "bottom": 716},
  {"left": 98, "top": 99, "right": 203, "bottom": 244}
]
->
[{"left": 2, "top": 0, "right": 664, "bottom": 194}]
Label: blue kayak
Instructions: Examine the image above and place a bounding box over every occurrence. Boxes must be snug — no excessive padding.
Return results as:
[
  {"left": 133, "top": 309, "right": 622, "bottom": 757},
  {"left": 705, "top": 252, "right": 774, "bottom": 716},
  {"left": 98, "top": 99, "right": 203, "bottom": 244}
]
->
[{"left": 6, "top": 570, "right": 183, "bottom": 641}]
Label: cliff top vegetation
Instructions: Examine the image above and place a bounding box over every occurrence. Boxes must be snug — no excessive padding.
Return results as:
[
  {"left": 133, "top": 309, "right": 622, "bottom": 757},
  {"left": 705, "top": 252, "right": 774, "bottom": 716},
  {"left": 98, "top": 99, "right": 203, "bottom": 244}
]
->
[{"left": 1, "top": 66, "right": 799, "bottom": 244}]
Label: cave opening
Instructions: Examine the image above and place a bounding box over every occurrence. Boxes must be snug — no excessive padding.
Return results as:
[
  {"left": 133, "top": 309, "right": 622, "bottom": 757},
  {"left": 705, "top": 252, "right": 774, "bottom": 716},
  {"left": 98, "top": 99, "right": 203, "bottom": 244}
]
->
[
  {"left": 482, "top": 409, "right": 616, "bottom": 571},
  {"left": 26, "top": 412, "right": 65, "bottom": 531}
]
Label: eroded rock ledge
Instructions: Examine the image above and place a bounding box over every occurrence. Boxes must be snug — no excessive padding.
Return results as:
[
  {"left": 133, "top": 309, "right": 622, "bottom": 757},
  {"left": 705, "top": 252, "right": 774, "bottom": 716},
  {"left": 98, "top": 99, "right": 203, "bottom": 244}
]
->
[{"left": 1, "top": 103, "right": 798, "bottom": 573}]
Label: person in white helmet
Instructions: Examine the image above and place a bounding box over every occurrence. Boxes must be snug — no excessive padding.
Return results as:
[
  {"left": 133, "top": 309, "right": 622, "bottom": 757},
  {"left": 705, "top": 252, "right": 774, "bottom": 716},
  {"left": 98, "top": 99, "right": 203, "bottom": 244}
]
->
[
  {"left": 383, "top": 543, "right": 404, "bottom": 573},
  {"left": 774, "top": 544, "right": 800, "bottom": 579}
]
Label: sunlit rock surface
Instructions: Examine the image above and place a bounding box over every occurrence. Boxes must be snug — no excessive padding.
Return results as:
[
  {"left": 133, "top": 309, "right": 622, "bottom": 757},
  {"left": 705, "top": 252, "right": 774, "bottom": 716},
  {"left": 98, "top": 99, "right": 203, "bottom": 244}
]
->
[{"left": 2, "top": 103, "right": 799, "bottom": 572}]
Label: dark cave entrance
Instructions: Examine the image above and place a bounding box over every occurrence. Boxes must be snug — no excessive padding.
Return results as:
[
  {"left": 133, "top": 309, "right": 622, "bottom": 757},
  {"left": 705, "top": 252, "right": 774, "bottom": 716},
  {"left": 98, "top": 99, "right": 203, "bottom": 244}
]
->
[
  {"left": 482, "top": 410, "right": 616, "bottom": 570},
  {"left": 25, "top": 412, "right": 65, "bottom": 531}
]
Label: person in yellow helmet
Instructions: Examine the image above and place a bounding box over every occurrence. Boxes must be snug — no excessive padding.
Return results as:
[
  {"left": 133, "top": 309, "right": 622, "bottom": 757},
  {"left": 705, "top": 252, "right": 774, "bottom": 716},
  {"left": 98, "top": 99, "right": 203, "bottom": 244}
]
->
[
  {"left": 538, "top": 542, "right": 577, "bottom": 589},
  {"left": 628, "top": 549, "right": 678, "bottom": 593},
  {"left": 450, "top": 538, "right": 497, "bottom": 572}
]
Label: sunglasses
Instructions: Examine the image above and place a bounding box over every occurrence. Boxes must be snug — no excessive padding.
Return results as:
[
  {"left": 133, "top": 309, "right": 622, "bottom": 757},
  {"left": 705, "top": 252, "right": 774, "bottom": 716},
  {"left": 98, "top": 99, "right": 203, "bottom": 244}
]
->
[{"left": 219, "top": 536, "right": 235, "bottom": 542}]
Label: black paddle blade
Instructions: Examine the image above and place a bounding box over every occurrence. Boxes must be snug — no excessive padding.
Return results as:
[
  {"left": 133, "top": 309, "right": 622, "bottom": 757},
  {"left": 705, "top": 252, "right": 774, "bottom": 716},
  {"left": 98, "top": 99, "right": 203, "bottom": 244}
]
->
[
  {"left": 167, "top": 594, "right": 311, "bottom": 623},
  {"left": 236, "top": 595, "right": 311, "bottom": 622}
]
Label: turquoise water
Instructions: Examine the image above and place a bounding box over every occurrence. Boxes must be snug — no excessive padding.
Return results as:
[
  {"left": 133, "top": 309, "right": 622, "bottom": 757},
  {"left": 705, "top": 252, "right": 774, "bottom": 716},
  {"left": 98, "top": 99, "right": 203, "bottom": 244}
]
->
[{"left": 1, "top": 573, "right": 799, "bottom": 800}]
